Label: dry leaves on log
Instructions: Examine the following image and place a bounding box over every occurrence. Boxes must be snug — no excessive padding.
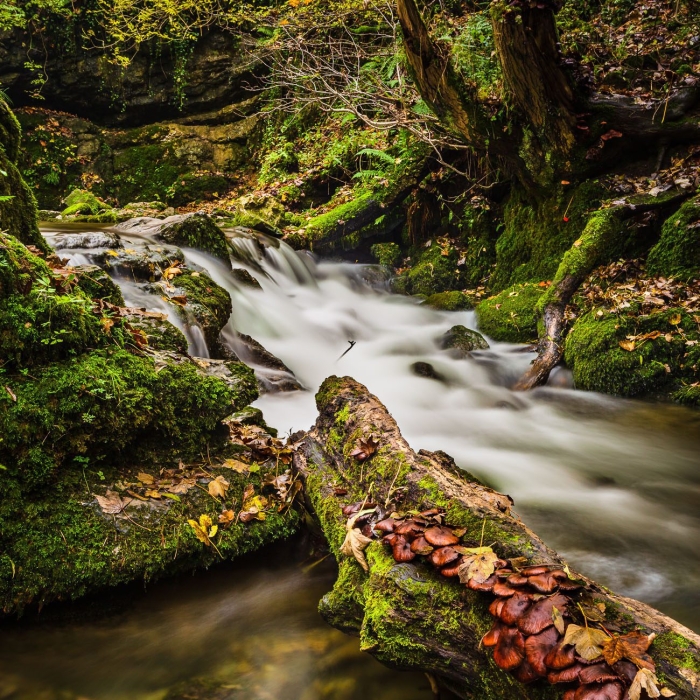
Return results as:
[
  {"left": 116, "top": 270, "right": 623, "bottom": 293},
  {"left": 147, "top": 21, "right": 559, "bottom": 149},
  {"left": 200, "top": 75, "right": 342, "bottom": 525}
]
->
[
  {"left": 602, "top": 631, "right": 656, "bottom": 670},
  {"left": 340, "top": 510, "right": 375, "bottom": 571},
  {"left": 349, "top": 436, "right": 379, "bottom": 462},
  {"left": 188, "top": 514, "right": 218, "bottom": 546},
  {"left": 562, "top": 624, "right": 610, "bottom": 661},
  {"left": 208, "top": 475, "right": 229, "bottom": 499},
  {"left": 458, "top": 546, "right": 499, "bottom": 584}
]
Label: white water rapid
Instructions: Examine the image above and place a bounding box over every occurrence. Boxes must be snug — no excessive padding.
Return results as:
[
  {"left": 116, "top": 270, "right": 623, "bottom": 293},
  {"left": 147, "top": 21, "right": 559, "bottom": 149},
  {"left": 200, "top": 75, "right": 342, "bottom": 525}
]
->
[{"left": 43, "top": 222, "right": 700, "bottom": 632}]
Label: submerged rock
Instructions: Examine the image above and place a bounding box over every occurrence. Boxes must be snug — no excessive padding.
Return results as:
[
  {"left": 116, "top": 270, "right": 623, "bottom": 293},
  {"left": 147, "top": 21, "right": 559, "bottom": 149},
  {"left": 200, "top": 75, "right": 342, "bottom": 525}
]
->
[
  {"left": 410, "top": 361, "right": 447, "bottom": 382},
  {"left": 51, "top": 231, "right": 122, "bottom": 250},
  {"left": 232, "top": 267, "right": 262, "bottom": 289},
  {"left": 438, "top": 325, "right": 489, "bottom": 357},
  {"left": 95, "top": 244, "right": 184, "bottom": 281},
  {"left": 235, "top": 333, "right": 304, "bottom": 393}
]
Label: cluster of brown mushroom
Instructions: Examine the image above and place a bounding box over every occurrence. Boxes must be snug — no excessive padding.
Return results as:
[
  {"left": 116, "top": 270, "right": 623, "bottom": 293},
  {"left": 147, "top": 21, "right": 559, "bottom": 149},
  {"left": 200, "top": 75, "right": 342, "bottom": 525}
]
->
[{"left": 366, "top": 508, "right": 661, "bottom": 700}]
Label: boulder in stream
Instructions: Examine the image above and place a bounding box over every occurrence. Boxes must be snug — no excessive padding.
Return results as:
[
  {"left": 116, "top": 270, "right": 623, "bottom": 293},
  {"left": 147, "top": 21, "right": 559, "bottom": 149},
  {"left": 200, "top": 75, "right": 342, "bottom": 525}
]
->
[
  {"left": 95, "top": 244, "right": 184, "bottom": 281},
  {"left": 51, "top": 231, "right": 122, "bottom": 250},
  {"left": 438, "top": 324, "right": 489, "bottom": 357}
]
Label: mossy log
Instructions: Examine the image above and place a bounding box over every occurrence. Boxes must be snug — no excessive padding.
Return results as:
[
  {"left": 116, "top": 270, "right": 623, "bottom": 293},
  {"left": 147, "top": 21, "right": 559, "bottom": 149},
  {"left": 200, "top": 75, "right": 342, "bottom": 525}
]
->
[{"left": 292, "top": 376, "right": 700, "bottom": 699}]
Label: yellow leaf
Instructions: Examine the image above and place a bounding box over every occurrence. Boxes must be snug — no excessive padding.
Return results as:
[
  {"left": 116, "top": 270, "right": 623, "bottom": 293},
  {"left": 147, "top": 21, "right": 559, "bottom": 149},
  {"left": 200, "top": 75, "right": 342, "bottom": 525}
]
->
[
  {"left": 137, "top": 472, "right": 155, "bottom": 484},
  {"left": 208, "top": 524, "right": 218, "bottom": 538},
  {"left": 208, "top": 475, "right": 229, "bottom": 499},
  {"left": 457, "top": 547, "right": 499, "bottom": 584},
  {"left": 188, "top": 519, "right": 210, "bottom": 545},
  {"left": 552, "top": 606, "right": 566, "bottom": 635},
  {"left": 619, "top": 340, "right": 636, "bottom": 351},
  {"left": 144, "top": 489, "right": 161, "bottom": 499},
  {"left": 562, "top": 624, "right": 609, "bottom": 661},
  {"left": 222, "top": 458, "right": 249, "bottom": 473},
  {"left": 199, "top": 514, "right": 213, "bottom": 530},
  {"left": 669, "top": 313, "right": 682, "bottom": 326}
]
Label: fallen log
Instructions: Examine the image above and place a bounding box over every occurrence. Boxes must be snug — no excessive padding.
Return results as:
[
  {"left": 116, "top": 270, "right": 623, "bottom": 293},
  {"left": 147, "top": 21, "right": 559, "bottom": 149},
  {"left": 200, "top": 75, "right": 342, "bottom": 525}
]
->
[{"left": 292, "top": 376, "right": 700, "bottom": 699}]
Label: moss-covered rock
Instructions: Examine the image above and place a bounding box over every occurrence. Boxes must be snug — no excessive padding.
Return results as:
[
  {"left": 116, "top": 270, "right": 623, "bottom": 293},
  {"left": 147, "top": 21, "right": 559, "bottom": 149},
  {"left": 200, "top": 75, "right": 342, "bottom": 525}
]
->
[
  {"left": 72, "top": 265, "right": 125, "bottom": 305},
  {"left": 61, "top": 188, "right": 112, "bottom": 217},
  {"left": 95, "top": 245, "right": 184, "bottom": 281},
  {"left": 564, "top": 306, "right": 700, "bottom": 398},
  {"left": 646, "top": 197, "right": 700, "bottom": 282},
  {"left": 233, "top": 193, "right": 287, "bottom": 234},
  {"left": 423, "top": 290, "right": 474, "bottom": 311},
  {"left": 0, "top": 101, "right": 45, "bottom": 251},
  {"left": 370, "top": 242, "right": 402, "bottom": 267},
  {"left": 400, "top": 241, "right": 462, "bottom": 296},
  {"left": 169, "top": 172, "right": 231, "bottom": 207},
  {"left": 156, "top": 213, "right": 230, "bottom": 261},
  {"left": 475, "top": 283, "right": 545, "bottom": 343},
  {"left": 438, "top": 325, "right": 489, "bottom": 357}
]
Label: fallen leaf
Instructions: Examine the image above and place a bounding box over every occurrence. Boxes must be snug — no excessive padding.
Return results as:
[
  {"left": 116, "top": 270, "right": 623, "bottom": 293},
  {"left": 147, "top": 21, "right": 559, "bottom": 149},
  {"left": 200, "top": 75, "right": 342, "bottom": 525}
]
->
[
  {"left": 219, "top": 509, "right": 235, "bottom": 524},
  {"left": 340, "top": 511, "right": 374, "bottom": 572},
  {"left": 4, "top": 386, "right": 17, "bottom": 402},
  {"left": 660, "top": 689, "right": 676, "bottom": 697},
  {"left": 629, "top": 668, "right": 660, "bottom": 700},
  {"left": 168, "top": 478, "right": 196, "bottom": 494},
  {"left": 137, "top": 472, "right": 155, "bottom": 485},
  {"left": 669, "top": 313, "right": 682, "bottom": 325},
  {"left": 602, "top": 631, "right": 655, "bottom": 670},
  {"left": 619, "top": 340, "right": 636, "bottom": 351},
  {"left": 221, "top": 458, "right": 250, "bottom": 472},
  {"left": 562, "top": 624, "right": 609, "bottom": 661},
  {"left": 552, "top": 606, "right": 566, "bottom": 635},
  {"left": 457, "top": 546, "right": 499, "bottom": 584},
  {"left": 95, "top": 490, "right": 133, "bottom": 514},
  {"left": 144, "top": 489, "right": 161, "bottom": 499},
  {"left": 188, "top": 514, "right": 218, "bottom": 545},
  {"left": 208, "top": 475, "right": 230, "bottom": 499},
  {"left": 168, "top": 295, "right": 187, "bottom": 306},
  {"left": 349, "top": 436, "right": 379, "bottom": 462}
]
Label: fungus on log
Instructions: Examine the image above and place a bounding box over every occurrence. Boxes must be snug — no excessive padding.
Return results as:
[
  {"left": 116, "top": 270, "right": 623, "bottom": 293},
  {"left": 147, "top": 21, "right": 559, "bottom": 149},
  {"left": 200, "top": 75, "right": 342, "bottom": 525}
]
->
[{"left": 292, "top": 376, "right": 700, "bottom": 699}]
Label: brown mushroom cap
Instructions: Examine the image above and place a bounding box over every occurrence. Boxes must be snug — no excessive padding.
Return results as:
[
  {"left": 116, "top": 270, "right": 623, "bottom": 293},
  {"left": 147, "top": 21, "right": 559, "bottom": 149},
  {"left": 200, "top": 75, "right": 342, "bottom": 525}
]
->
[
  {"left": 419, "top": 508, "right": 441, "bottom": 518},
  {"left": 424, "top": 525, "right": 460, "bottom": 546},
  {"left": 563, "top": 690, "right": 576, "bottom": 700},
  {"left": 544, "top": 641, "right": 577, "bottom": 670},
  {"left": 395, "top": 519, "right": 425, "bottom": 538},
  {"left": 410, "top": 535, "right": 434, "bottom": 555},
  {"left": 506, "top": 573, "right": 530, "bottom": 587},
  {"left": 440, "top": 557, "right": 464, "bottom": 577},
  {"left": 528, "top": 570, "right": 567, "bottom": 594},
  {"left": 524, "top": 626, "right": 560, "bottom": 676},
  {"left": 521, "top": 565, "right": 553, "bottom": 576},
  {"left": 429, "top": 546, "right": 459, "bottom": 567},
  {"left": 493, "top": 579, "right": 518, "bottom": 597},
  {"left": 574, "top": 682, "right": 624, "bottom": 700},
  {"left": 392, "top": 535, "right": 416, "bottom": 562},
  {"left": 489, "top": 598, "right": 506, "bottom": 618},
  {"left": 547, "top": 663, "right": 585, "bottom": 684},
  {"left": 493, "top": 626, "right": 526, "bottom": 671},
  {"left": 499, "top": 592, "right": 532, "bottom": 625},
  {"left": 383, "top": 533, "right": 399, "bottom": 547},
  {"left": 558, "top": 578, "right": 584, "bottom": 592},
  {"left": 579, "top": 663, "right": 620, "bottom": 685},
  {"left": 468, "top": 573, "right": 497, "bottom": 592},
  {"left": 513, "top": 659, "right": 541, "bottom": 684},
  {"left": 612, "top": 660, "right": 637, "bottom": 684},
  {"left": 517, "top": 593, "right": 569, "bottom": 635},
  {"left": 482, "top": 621, "right": 503, "bottom": 648},
  {"left": 374, "top": 518, "right": 396, "bottom": 533}
]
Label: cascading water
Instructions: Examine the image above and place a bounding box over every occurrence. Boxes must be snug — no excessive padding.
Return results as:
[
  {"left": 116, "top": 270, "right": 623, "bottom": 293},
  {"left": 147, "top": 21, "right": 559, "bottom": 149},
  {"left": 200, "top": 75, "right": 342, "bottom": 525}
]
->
[{"left": 41, "top": 222, "right": 700, "bottom": 633}]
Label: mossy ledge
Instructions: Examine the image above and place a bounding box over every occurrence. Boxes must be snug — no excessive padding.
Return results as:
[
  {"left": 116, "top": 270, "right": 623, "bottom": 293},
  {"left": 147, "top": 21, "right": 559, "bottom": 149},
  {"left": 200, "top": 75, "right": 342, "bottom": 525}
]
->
[{"left": 291, "top": 376, "right": 700, "bottom": 699}]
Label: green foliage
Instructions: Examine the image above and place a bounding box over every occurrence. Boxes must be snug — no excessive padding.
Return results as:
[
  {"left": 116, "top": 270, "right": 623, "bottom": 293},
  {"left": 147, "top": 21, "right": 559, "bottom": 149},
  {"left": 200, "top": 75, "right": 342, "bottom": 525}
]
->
[
  {"left": 646, "top": 197, "right": 700, "bottom": 282},
  {"left": 564, "top": 307, "right": 700, "bottom": 398},
  {"left": 475, "top": 283, "right": 545, "bottom": 343},
  {"left": 61, "top": 188, "right": 112, "bottom": 216}
]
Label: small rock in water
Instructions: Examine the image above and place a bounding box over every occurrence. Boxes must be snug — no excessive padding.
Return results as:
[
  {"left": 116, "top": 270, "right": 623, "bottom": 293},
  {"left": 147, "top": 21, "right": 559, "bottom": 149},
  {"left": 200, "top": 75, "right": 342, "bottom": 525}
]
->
[
  {"left": 410, "top": 361, "right": 447, "bottom": 382},
  {"left": 438, "top": 325, "right": 489, "bottom": 358},
  {"left": 51, "top": 231, "right": 122, "bottom": 250}
]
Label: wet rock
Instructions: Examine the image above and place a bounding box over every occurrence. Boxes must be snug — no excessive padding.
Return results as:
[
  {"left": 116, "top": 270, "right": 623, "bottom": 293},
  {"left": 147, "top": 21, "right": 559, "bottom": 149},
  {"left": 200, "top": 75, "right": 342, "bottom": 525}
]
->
[
  {"left": 72, "top": 264, "right": 125, "bottom": 305},
  {"left": 233, "top": 193, "right": 287, "bottom": 235},
  {"left": 116, "top": 213, "right": 230, "bottom": 261},
  {"left": 228, "top": 406, "right": 279, "bottom": 437},
  {"left": 61, "top": 188, "right": 112, "bottom": 217},
  {"left": 125, "top": 313, "right": 188, "bottom": 355},
  {"left": 231, "top": 267, "right": 262, "bottom": 289},
  {"left": 51, "top": 231, "right": 122, "bottom": 250},
  {"left": 95, "top": 244, "right": 184, "bottom": 281},
  {"left": 235, "top": 333, "right": 304, "bottom": 393},
  {"left": 410, "top": 361, "right": 446, "bottom": 382},
  {"left": 438, "top": 325, "right": 490, "bottom": 358},
  {"left": 38, "top": 209, "right": 61, "bottom": 220}
]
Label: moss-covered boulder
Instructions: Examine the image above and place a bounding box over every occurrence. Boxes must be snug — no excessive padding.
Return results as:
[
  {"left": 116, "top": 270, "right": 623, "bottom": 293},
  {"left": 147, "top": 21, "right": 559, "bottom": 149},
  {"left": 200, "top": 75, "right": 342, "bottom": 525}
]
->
[
  {"left": 61, "top": 188, "right": 112, "bottom": 217},
  {"left": 233, "top": 193, "right": 287, "bottom": 235},
  {"left": 564, "top": 307, "right": 700, "bottom": 399},
  {"left": 95, "top": 244, "right": 184, "bottom": 281},
  {"left": 72, "top": 265, "right": 125, "bottom": 305},
  {"left": 475, "top": 283, "right": 545, "bottom": 343},
  {"left": 157, "top": 213, "right": 230, "bottom": 260},
  {"left": 646, "top": 197, "right": 700, "bottom": 282},
  {"left": 438, "top": 325, "right": 489, "bottom": 357},
  {"left": 0, "top": 101, "right": 44, "bottom": 251},
  {"left": 423, "top": 290, "right": 473, "bottom": 311},
  {"left": 370, "top": 242, "right": 402, "bottom": 267},
  {"left": 400, "top": 241, "right": 462, "bottom": 296}
]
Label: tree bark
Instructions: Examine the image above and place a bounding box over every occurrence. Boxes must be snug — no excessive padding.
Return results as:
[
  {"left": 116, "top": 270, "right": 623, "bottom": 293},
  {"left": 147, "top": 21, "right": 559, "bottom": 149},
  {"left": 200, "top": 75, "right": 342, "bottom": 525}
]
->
[{"left": 292, "top": 376, "right": 700, "bottom": 699}]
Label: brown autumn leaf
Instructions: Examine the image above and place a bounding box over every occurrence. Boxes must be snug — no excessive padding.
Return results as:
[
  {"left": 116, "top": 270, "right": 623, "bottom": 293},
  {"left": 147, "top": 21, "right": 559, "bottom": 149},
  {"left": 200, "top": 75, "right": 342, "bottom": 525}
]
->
[
  {"left": 562, "top": 624, "right": 609, "bottom": 661},
  {"left": 218, "top": 509, "right": 235, "bottom": 524},
  {"left": 144, "top": 489, "right": 161, "bottom": 499},
  {"left": 221, "top": 458, "right": 250, "bottom": 473},
  {"left": 602, "top": 631, "right": 655, "bottom": 669},
  {"left": 95, "top": 490, "right": 133, "bottom": 514},
  {"left": 137, "top": 472, "right": 155, "bottom": 485},
  {"left": 168, "top": 295, "right": 187, "bottom": 306},
  {"left": 349, "top": 436, "right": 379, "bottom": 462},
  {"left": 619, "top": 339, "right": 636, "bottom": 351},
  {"left": 4, "top": 385, "right": 17, "bottom": 402},
  {"left": 457, "top": 547, "right": 499, "bottom": 585},
  {"left": 208, "top": 475, "right": 229, "bottom": 499},
  {"left": 340, "top": 511, "right": 374, "bottom": 572},
  {"left": 629, "top": 668, "right": 660, "bottom": 700},
  {"left": 168, "top": 478, "right": 196, "bottom": 494}
]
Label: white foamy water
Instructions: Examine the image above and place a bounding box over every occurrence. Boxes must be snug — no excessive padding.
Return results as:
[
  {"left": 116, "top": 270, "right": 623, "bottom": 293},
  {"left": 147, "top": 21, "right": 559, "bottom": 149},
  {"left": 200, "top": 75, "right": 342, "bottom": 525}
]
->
[{"left": 43, "top": 223, "right": 700, "bottom": 632}]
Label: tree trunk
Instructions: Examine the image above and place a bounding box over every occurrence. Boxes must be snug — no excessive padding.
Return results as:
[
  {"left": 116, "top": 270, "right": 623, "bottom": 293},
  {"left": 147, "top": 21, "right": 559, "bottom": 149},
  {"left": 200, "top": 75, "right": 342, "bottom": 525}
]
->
[{"left": 292, "top": 376, "right": 700, "bottom": 699}]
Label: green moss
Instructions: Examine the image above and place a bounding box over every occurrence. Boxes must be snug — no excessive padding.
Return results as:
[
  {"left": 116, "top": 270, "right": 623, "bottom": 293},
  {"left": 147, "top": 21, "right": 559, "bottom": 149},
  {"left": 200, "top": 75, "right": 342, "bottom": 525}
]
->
[
  {"left": 169, "top": 172, "right": 231, "bottom": 207},
  {"left": 73, "top": 266, "right": 125, "bottom": 305},
  {"left": 564, "top": 307, "right": 700, "bottom": 398},
  {"left": 401, "top": 241, "right": 462, "bottom": 296},
  {"left": 370, "top": 242, "right": 402, "bottom": 267},
  {"left": 0, "top": 102, "right": 45, "bottom": 251},
  {"left": 61, "top": 189, "right": 112, "bottom": 216},
  {"left": 475, "top": 284, "right": 545, "bottom": 343},
  {"left": 491, "top": 182, "right": 606, "bottom": 291},
  {"left": 652, "top": 632, "right": 700, "bottom": 673},
  {"left": 111, "top": 142, "right": 180, "bottom": 205},
  {"left": 646, "top": 197, "right": 700, "bottom": 282},
  {"left": 423, "top": 290, "right": 474, "bottom": 311},
  {"left": 0, "top": 349, "right": 256, "bottom": 490},
  {"left": 303, "top": 194, "right": 374, "bottom": 246}
]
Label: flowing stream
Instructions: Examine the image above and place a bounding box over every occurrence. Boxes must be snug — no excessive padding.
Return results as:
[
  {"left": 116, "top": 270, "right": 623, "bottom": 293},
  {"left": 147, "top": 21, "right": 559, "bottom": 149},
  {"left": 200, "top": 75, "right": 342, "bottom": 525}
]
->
[{"left": 7, "top": 220, "right": 698, "bottom": 697}]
